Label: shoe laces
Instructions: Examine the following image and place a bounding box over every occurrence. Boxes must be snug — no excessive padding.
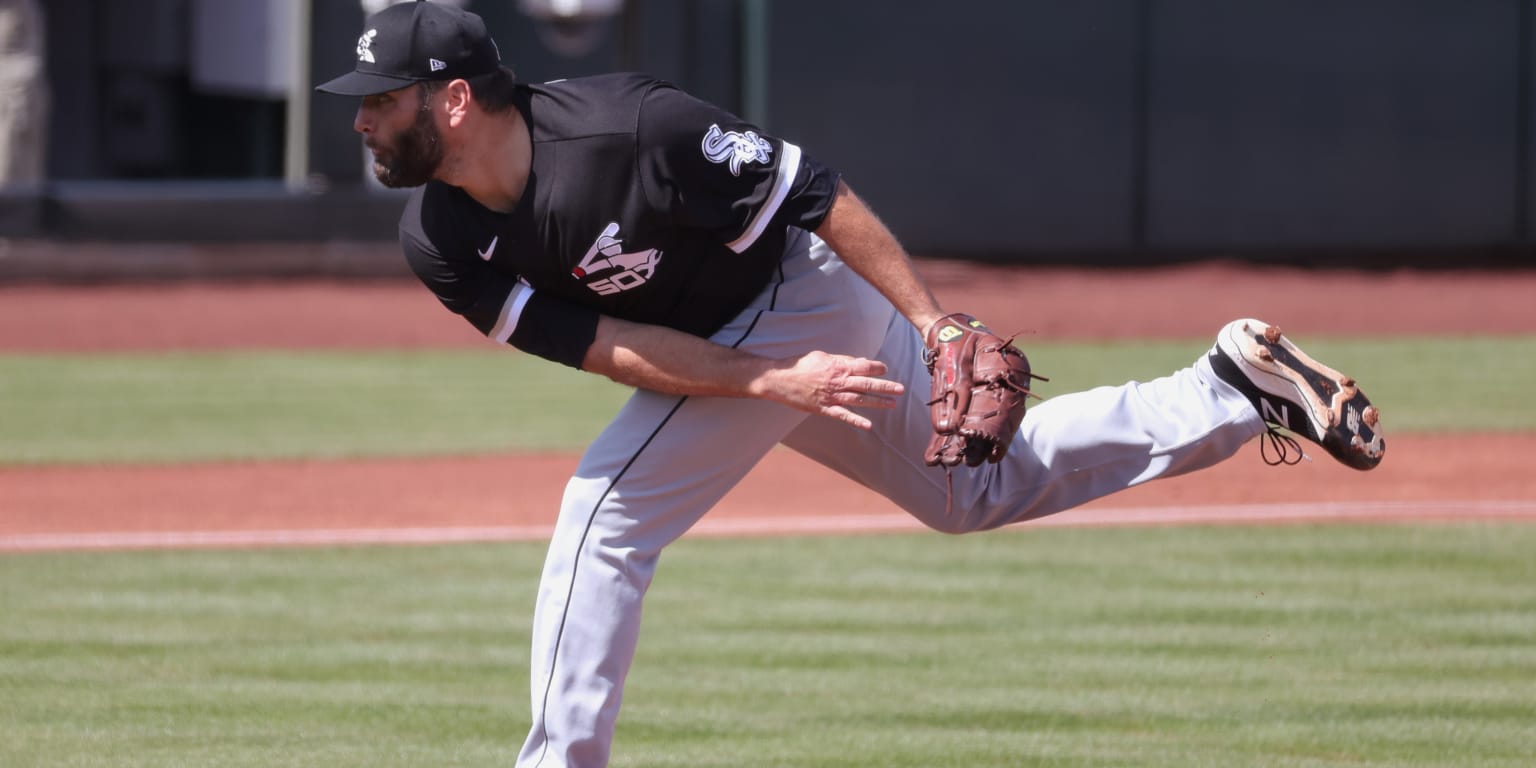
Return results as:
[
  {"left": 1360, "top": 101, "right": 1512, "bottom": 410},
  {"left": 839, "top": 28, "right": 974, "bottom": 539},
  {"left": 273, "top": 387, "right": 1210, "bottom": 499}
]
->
[{"left": 1259, "top": 425, "right": 1309, "bottom": 466}]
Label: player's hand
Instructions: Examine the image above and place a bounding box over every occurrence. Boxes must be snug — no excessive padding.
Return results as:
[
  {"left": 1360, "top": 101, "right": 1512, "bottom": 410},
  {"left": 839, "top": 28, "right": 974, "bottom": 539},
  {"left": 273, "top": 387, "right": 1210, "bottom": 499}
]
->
[{"left": 755, "top": 351, "right": 905, "bottom": 429}]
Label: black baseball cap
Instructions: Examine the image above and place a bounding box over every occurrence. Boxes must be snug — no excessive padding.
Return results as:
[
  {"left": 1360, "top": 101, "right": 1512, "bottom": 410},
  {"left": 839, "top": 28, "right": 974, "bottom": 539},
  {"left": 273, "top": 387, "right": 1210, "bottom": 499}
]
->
[{"left": 316, "top": 0, "right": 501, "bottom": 96}]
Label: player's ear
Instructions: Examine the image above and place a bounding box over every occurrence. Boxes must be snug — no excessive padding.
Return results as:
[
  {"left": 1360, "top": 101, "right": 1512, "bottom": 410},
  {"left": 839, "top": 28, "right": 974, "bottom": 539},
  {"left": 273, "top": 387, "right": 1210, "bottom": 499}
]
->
[{"left": 442, "top": 79, "right": 474, "bottom": 126}]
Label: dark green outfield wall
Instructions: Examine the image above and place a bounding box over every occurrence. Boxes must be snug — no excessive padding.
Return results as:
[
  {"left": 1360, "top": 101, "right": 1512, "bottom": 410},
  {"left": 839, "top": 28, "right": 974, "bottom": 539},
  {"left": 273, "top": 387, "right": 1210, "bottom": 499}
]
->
[{"left": 9, "top": 0, "right": 1534, "bottom": 265}]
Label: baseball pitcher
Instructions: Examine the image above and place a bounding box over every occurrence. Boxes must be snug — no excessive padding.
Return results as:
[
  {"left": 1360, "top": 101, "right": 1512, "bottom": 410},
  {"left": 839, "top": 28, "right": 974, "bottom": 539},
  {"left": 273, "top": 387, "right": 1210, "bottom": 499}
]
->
[{"left": 317, "top": 3, "right": 1384, "bottom": 766}]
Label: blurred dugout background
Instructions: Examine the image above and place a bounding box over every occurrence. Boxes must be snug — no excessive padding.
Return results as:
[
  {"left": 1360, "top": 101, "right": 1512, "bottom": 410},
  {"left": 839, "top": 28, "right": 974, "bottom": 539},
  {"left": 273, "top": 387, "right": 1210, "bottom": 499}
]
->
[{"left": 1, "top": 0, "right": 1533, "bottom": 273}]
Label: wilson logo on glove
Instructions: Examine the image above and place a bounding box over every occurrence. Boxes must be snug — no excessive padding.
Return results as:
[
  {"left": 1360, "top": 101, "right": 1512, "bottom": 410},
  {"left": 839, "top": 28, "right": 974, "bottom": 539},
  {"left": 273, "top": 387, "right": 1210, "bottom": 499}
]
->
[{"left": 922, "top": 313, "right": 1045, "bottom": 470}]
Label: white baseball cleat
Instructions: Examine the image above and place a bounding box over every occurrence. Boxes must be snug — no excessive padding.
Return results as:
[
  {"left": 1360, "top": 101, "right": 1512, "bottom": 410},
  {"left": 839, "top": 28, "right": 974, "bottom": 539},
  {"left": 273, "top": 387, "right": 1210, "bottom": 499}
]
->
[{"left": 1207, "top": 318, "right": 1385, "bottom": 470}]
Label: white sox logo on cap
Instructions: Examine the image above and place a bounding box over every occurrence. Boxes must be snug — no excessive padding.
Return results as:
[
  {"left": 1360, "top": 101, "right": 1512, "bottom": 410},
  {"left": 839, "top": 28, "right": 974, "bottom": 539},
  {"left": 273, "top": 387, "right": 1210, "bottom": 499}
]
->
[
  {"left": 356, "top": 29, "right": 378, "bottom": 63},
  {"left": 316, "top": 1, "right": 502, "bottom": 97}
]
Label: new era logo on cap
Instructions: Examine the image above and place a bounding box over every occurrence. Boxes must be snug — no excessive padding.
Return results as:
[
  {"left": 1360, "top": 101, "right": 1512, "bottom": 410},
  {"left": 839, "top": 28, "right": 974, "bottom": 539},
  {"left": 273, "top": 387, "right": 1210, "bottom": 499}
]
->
[{"left": 316, "top": 0, "right": 502, "bottom": 96}]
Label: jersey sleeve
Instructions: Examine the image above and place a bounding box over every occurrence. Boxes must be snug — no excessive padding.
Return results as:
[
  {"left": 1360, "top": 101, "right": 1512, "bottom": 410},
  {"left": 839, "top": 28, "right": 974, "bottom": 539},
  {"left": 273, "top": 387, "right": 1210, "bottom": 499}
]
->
[
  {"left": 400, "top": 228, "right": 599, "bottom": 369},
  {"left": 636, "top": 83, "right": 841, "bottom": 253}
]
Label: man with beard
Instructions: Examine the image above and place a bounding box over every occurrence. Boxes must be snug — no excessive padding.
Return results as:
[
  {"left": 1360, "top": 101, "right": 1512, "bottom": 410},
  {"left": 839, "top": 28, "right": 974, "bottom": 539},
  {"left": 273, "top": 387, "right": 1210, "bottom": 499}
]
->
[{"left": 316, "top": 2, "right": 1385, "bottom": 766}]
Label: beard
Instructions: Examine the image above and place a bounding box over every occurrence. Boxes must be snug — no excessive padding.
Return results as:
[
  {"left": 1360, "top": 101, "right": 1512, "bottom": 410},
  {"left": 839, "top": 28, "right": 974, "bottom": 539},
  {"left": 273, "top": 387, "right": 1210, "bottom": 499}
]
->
[{"left": 370, "top": 104, "right": 444, "bottom": 188}]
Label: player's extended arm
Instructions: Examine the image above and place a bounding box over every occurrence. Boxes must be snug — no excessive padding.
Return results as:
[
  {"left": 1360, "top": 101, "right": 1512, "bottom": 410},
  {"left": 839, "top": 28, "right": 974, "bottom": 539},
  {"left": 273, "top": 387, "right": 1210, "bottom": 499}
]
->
[
  {"left": 580, "top": 315, "right": 904, "bottom": 430},
  {"left": 814, "top": 179, "right": 1040, "bottom": 468},
  {"left": 813, "top": 180, "right": 947, "bottom": 336}
]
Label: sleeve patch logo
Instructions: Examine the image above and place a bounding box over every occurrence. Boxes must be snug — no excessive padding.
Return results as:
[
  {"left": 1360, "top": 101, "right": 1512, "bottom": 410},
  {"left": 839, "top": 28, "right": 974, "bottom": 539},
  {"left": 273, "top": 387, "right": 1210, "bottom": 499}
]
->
[{"left": 701, "top": 124, "right": 773, "bottom": 176}]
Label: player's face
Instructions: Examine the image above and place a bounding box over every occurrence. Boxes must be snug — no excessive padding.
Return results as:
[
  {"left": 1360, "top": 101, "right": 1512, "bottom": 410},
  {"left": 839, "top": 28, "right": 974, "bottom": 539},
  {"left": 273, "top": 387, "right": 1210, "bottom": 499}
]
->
[{"left": 356, "top": 85, "right": 444, "bottom": 188}]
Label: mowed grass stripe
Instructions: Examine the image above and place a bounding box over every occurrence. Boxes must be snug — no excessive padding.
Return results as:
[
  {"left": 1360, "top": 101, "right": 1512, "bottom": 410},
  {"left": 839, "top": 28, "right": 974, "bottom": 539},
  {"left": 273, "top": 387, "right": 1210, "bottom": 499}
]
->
[
  {"left": 0, "top": 349, "right": 628, "bottom": 463},
  {"left": 2, "top": 524, "right": 1534, "bottom": 766},
  {"left": 1, "top": 335, "right": 1532, "bottom": 464}
]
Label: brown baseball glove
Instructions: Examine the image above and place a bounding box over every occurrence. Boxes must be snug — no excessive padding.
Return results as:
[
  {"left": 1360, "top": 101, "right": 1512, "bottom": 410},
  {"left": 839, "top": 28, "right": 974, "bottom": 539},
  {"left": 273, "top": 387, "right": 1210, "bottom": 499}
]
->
[{"left": 923, "top": 313, "right": 1043, "bottom": 468}]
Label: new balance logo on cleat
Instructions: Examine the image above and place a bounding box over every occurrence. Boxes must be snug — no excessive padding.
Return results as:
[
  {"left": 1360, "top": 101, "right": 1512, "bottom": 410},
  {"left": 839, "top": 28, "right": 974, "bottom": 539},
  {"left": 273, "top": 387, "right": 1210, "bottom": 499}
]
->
[
  {"left": 1209, "top": 319, "right": 1385, "bottom": 471},
  {"left": 1259, "top": 398, "right": 1289, "bottom": 428}
]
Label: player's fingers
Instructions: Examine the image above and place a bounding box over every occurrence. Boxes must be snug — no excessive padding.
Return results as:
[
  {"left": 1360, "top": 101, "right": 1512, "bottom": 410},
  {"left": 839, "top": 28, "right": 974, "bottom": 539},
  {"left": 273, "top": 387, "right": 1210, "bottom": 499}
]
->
[
  {"left": 822, "top": 405, "right": 873, "bottom": 430},
  {"left": 827, "top": 389, "right": 900, "bottom": 409},
  {"left": 840, "top": 357, "right": 889, "bottom": 378},
  {"left": 844, "top": 375, "right": 904, "bottom": 397}
]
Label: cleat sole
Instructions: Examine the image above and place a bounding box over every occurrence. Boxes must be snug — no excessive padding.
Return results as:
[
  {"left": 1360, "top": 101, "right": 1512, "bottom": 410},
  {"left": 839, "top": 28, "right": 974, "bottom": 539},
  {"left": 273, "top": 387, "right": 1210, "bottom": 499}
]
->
[{"left": 1215, "top": 319, "right": 1385, "bottom": 471}]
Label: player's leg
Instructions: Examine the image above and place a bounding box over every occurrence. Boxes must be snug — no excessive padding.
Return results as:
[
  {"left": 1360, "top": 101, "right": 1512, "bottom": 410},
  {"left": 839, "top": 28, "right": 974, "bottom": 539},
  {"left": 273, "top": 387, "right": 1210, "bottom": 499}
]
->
[
  {"left": 784, "top": 309, "right": 1381, "bottom": 533},
  {"left": 517, "top": 230, "right": 892, "bottom": 767},
  {"left": 517, "top": 388, "right": 808, "bottom": 768},
  {"left": 781, "top": 310, "right": 1264, "bottom": 531}
]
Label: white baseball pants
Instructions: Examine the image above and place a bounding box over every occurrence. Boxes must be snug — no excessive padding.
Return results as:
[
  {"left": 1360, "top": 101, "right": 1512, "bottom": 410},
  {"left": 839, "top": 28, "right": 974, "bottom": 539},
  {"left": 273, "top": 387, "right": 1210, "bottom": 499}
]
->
[{"left": 516, "top": 230, "right": 1265, "bottom": 767}]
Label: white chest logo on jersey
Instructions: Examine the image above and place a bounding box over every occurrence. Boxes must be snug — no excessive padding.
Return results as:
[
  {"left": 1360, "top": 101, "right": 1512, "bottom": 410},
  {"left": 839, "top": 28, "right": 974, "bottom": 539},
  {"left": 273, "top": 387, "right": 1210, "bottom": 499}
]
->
[
  {"left": 356, "top": 29, "right": 378, "bottom": 63},
  {"left": 701, "top": 124, "right": 773, "bottom": 177},
  {"left": 572, "top": 222, "right": 663, "bottom": 296}
]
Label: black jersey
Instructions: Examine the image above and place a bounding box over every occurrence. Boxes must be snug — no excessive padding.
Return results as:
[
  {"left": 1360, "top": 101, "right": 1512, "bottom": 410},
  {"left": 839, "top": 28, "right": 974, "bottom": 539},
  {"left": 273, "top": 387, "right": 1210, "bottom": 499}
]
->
[{"left": 398, "top": 73, "right": 842, "bottom": 368}]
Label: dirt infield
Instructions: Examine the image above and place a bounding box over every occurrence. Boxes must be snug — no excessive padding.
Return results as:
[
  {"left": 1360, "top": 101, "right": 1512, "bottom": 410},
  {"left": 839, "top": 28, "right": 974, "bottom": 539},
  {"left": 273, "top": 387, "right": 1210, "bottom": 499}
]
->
[
  {"left": 3, "top": 260, "right": 1534, "bottom": 550},
  {"left": 4, "top": 260, "right": 1535, "bottom": 352}
]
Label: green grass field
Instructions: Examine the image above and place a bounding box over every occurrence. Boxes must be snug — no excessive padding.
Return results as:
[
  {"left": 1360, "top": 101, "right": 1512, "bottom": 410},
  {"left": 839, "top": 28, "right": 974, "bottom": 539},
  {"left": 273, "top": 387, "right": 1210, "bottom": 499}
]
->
[
  {"left": 3, "top": 526, "right": 1534, "bottom": 767},
  {"left": 2, "top": 334, "right": 1534, "bottom": 766},
  {"left": 2, "top": 335, "right": 1533, "bottom": 464}
]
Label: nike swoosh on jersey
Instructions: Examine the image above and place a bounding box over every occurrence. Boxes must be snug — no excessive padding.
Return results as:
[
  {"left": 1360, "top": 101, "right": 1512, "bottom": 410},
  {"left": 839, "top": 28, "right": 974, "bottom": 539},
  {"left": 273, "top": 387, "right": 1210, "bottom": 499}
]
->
[{"left": 478, "top": 236, "right": 499, "bottom": 261}]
